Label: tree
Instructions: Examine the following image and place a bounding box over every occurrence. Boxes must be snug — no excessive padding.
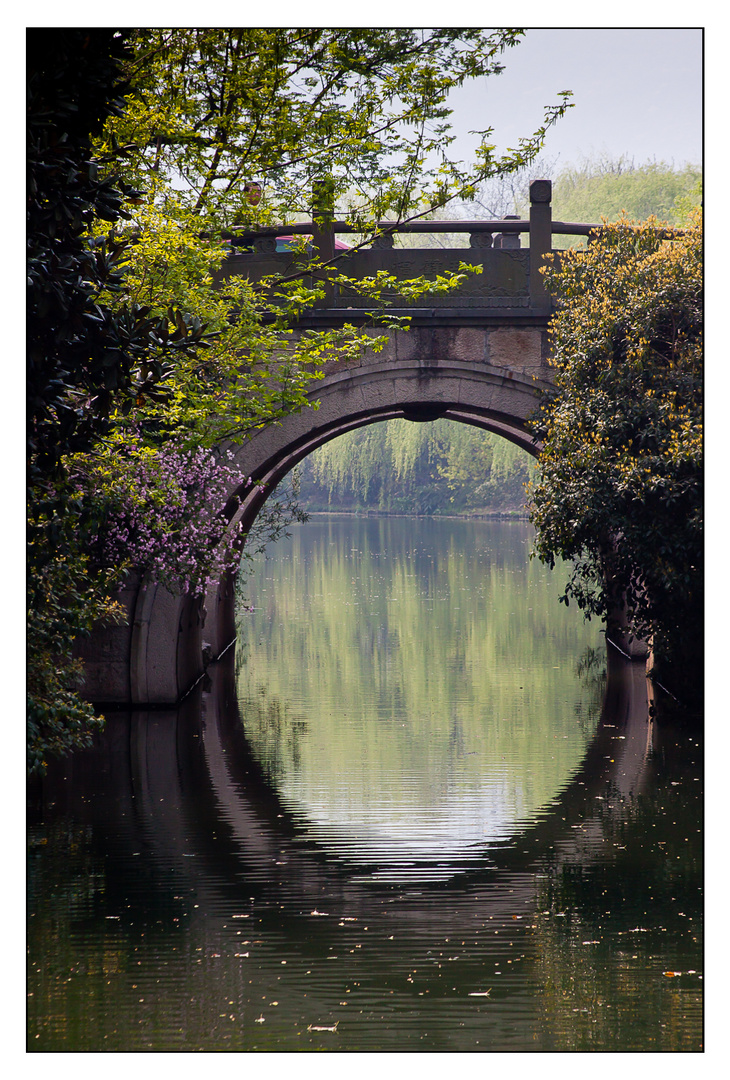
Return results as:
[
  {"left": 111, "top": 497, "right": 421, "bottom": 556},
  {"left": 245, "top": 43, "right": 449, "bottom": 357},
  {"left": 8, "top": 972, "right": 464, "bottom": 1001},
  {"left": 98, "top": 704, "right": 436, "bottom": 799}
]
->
[
  {"left": 98, "top": 29, "right": 569, "bottom": 228},
  {"left": 85, "top": 28, "right": 572, "bottom": 449},
  {"left": 528, "top": 212, "right": 702, "bottom": 698},
  {"left": 27, "top": 28, "right": 571, "bottom": 770},
  {"left": 550, "top": 155, "right": 701, "bottom": 230},
  {"left": 27, "top": 29, "right": 216, "bottom": 772}
]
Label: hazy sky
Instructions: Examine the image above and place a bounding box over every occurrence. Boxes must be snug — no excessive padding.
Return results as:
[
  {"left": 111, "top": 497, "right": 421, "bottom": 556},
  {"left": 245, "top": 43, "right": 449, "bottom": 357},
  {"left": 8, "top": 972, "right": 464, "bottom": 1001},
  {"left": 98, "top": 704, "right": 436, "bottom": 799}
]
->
[{"left": 448, "top": 28, "right": 703, "bottom": 169}]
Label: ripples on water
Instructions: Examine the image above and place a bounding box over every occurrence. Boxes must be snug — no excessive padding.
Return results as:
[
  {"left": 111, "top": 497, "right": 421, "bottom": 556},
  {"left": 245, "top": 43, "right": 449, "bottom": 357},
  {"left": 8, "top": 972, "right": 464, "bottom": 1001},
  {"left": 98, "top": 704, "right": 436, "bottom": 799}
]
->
[
  {"left": 237, "top": 518, "right": 604, "bottom": 885},
  {"left": 27, "top": 518, "right": 703, "bottom": 1051}
]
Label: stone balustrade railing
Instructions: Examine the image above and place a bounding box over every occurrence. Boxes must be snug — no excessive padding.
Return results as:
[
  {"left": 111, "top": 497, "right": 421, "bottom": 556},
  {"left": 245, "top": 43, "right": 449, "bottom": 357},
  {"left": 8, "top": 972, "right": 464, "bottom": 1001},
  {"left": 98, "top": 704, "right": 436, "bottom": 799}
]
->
[{"left": 214, "top": 180, "right": 680, "bottom": 317}]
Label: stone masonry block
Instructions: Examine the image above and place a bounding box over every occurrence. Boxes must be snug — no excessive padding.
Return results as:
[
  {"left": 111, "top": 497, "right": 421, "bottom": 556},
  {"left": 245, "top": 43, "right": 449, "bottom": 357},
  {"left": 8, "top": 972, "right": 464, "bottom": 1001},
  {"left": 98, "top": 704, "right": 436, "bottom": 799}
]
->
[
  {"left": 488, "top": 329, "right": 545, "bottom": 377},
  {"left": 451, "top": 328, "right": 489, "bottom": 363}
]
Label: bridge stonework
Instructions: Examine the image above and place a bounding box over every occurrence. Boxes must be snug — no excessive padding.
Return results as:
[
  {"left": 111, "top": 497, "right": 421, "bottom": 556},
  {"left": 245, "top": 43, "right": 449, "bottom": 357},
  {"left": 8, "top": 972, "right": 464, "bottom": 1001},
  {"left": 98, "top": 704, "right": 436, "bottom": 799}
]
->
[
  {"left": 78, "top": 321, "right": 553, "bottom": 705},
  {"left": 78, "top": 181, "right": 603, "bottom": 706}
]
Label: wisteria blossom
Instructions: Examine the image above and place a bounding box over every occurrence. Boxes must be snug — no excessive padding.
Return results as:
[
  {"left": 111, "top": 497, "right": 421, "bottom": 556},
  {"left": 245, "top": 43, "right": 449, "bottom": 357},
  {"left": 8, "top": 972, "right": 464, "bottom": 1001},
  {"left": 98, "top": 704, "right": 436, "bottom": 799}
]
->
[{"left": 69, "top": 434, "right": 250, "bottom": 596}]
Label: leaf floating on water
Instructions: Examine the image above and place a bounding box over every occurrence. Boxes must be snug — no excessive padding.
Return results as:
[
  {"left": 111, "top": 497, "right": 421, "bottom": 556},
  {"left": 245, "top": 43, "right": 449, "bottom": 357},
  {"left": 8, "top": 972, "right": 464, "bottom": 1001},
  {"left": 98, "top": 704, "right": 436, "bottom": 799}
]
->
[
  {"left": 308, "top": 1022, "right": 339, "bottom": 1032},
  {"left": 663, "top": 971, "right": 682, "bottom": 977}
]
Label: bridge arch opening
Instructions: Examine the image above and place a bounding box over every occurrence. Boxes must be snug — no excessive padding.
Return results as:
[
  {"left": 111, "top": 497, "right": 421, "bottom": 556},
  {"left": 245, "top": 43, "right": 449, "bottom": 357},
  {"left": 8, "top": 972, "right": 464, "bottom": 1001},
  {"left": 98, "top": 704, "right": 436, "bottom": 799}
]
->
[
  {"left": 82, "top": 335, "right": 554, "bottom": 705},
  {"left": 226, "top": 399, "right": 542, "bottom": 543}
]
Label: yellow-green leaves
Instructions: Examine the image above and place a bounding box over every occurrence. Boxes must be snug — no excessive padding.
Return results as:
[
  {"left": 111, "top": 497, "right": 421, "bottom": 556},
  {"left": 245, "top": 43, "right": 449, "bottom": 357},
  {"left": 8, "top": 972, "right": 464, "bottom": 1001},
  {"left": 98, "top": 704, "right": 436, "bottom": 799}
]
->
[{"left": 529, "top": 213, "right": 702, "bottom": 689}]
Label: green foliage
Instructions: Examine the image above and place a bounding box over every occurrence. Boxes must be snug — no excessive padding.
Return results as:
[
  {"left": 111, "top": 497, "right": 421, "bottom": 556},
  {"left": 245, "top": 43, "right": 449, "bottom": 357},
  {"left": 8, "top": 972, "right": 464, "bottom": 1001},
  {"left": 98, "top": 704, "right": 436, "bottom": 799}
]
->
[
  {"left": 26, "top": 486, "right": 127, "bottom": 774},
  {"left": 299, "top": 419, "right": 535, "bottom": 514},
  {"left": 672, "top": 176, "right": 703, "bottom": 225},
  {"left": 98, "top": 29, "right": 570, "bottom": 229},
  {"left": 528, "top": 213, "right": 702, "bottom": 693},
  {"left": 27, "top": 27, "right": 571, "bottom": 770}
]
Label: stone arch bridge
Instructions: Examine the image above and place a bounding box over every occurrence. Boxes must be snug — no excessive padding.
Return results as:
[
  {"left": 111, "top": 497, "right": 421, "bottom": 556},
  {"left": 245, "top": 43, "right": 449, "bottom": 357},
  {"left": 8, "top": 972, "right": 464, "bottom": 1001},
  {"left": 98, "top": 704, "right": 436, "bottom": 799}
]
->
[{"left": 80, "top": 181, "right": 605, "bottom": 705}]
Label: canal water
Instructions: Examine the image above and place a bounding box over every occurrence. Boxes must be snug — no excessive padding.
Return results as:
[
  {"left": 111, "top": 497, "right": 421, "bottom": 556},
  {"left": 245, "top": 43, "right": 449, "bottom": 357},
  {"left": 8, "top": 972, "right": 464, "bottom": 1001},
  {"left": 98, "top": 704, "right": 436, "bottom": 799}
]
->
[{"left": 27, "top": 517, "right": 703, "bottom": 1052}]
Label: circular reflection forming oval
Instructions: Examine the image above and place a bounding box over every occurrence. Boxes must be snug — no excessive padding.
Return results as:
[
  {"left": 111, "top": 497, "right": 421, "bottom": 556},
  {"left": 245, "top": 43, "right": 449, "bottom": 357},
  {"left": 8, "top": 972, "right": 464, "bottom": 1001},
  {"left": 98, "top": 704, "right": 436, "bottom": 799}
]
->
[{"left": 236, "top": 517, "right": 604, "bottom": 882}]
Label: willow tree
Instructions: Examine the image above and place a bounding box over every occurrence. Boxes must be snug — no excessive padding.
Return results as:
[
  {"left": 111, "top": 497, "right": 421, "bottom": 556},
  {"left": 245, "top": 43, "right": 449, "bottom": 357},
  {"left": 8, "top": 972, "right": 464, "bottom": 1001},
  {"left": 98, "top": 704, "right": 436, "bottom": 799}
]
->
[
  {"left": 528, "top": 213, "right": 702, "bottom": 697},
  {"left": 300, "top": 419, "right": 534, "bottom": 513}
]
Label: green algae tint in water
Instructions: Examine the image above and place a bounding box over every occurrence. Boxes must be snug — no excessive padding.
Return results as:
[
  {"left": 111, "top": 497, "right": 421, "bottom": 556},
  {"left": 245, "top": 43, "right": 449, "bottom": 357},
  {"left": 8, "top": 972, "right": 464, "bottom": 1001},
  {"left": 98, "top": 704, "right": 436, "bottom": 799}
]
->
[
  {"left": 236, "top": 518, "right": 603, "bottom": 881},
  {"left": 27, "top": 517, "right": 703, "bottom": 1052}
]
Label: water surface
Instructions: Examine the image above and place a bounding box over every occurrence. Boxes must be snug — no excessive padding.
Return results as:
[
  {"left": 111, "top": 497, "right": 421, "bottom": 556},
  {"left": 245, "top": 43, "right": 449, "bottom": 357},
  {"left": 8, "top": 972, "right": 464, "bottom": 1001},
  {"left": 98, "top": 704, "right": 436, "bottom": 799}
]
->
[
  {"left": 237, "top": 517, "right": 603, "bottom": 881},
  {"left": 27, "top": 517, "right": 703, "bottom": 1051}
]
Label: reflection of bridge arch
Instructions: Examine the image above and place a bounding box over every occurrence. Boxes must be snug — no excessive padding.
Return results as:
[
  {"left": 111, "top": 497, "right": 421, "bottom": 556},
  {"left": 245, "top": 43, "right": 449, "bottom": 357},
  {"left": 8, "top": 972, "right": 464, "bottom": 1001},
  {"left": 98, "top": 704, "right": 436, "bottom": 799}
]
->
[
  {"left": 99, "top": 651, "right": 654, "bottom": 907},
  {"left": 31, "top": 652, "right": 655, "bottom": 1044}
]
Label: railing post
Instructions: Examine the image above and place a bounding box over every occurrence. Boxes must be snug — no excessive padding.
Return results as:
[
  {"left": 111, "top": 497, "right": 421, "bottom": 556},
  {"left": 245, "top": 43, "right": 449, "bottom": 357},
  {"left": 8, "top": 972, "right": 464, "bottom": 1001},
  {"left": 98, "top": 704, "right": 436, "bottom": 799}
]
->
[
  {"left": 529, "top": 179, "right": 553, "bottom": 310},
  {"left": 312, "top": 178, "right": 336, "bottom": 304},
  {"left": 494, "top": 215, "right": 521, "bottom": 248}
]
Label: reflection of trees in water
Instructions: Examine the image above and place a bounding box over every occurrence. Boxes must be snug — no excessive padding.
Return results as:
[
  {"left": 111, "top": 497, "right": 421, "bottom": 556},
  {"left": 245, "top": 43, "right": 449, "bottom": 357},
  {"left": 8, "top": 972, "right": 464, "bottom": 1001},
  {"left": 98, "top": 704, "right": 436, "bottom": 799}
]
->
[
  {"left": 573, "top": 647, "right": 607, "bottom": 738},
  {"left": 238, "top": 694, "right": 308, "bottom": 783},
  {"left": 234, "top": 519, "right": 605, "bottom": 869}
]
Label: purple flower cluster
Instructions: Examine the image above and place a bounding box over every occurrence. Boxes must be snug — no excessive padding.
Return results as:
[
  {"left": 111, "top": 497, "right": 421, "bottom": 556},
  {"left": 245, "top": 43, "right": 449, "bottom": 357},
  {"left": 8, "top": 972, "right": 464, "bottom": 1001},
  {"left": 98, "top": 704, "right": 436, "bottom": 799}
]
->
[{"left": 73, "top": 437, "right": 251, "bottom": 596}]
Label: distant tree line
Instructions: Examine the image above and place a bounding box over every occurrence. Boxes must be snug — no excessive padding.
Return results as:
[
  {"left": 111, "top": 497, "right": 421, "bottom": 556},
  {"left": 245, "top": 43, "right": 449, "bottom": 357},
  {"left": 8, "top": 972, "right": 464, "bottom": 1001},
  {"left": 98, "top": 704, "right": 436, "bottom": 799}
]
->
[
  {"left": 297, "top": 421, "right": 535, "bottom": 515},
  {"left": 472, "top": 152, "right": 701, "bottom": 231}
]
